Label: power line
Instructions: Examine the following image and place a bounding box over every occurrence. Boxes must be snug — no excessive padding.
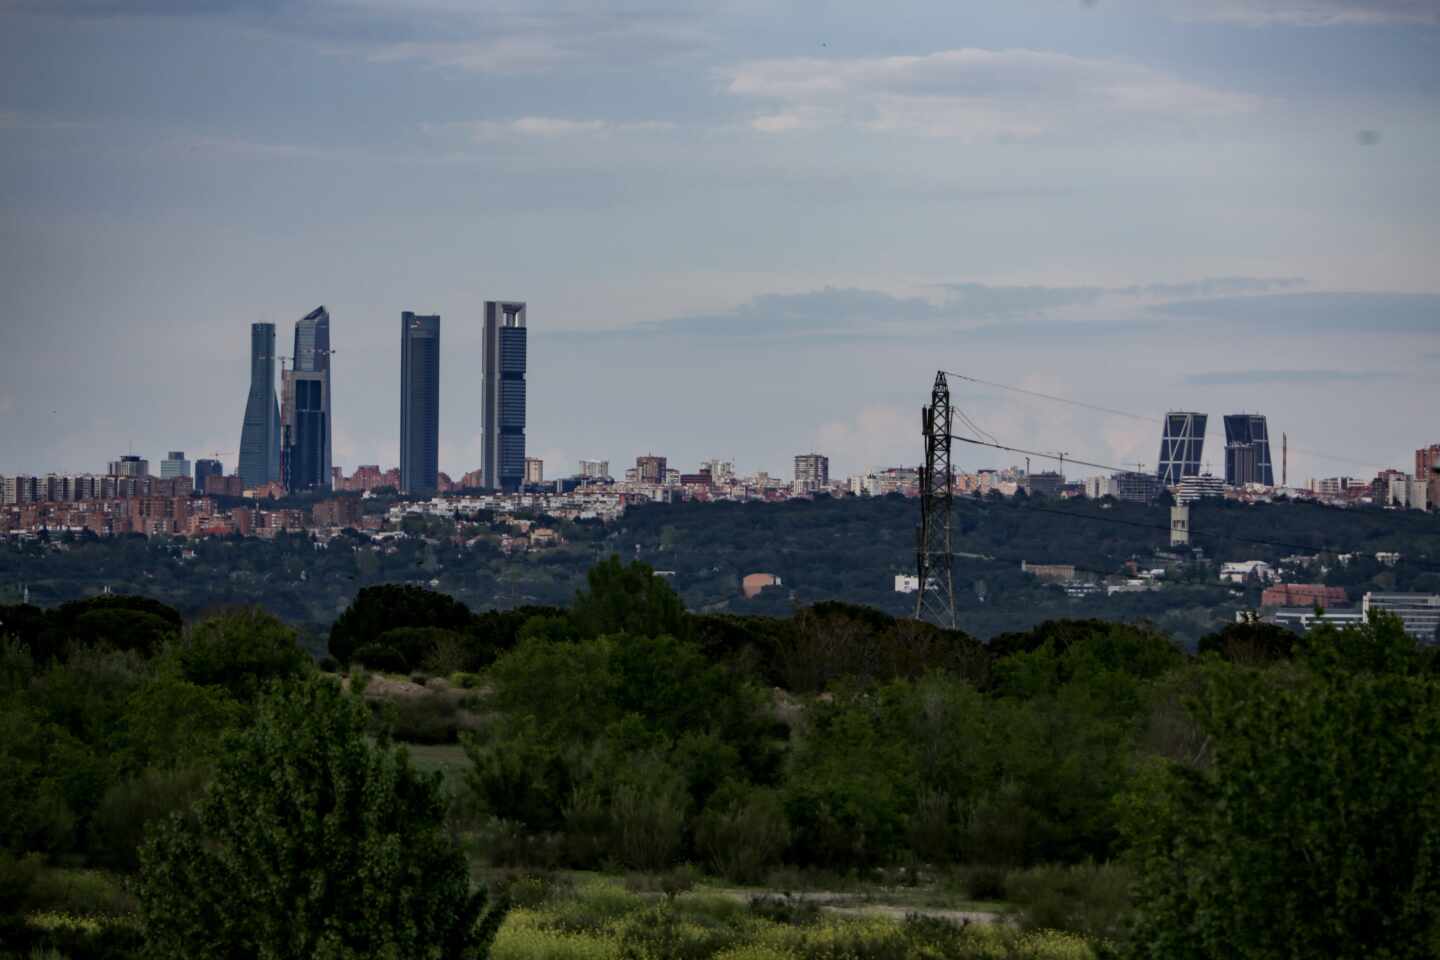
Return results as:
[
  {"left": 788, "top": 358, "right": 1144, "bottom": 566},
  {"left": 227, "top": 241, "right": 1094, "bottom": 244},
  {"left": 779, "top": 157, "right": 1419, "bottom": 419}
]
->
[
  {"left": 942, "top": 369, "right": 1400, "bottom": 473},
  {"left": 949, "top": 434, "right": 1134, "bottom": 476}
]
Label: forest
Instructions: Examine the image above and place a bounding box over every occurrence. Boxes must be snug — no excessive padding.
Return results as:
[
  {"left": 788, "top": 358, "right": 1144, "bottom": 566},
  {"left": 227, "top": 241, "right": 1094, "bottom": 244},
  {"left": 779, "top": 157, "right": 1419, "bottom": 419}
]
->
[
  {"left": 3, "top": 558, "right": 1439, "bottom": 959},
  {"left": 2, "top": 493, "right": 1436, "bottom": 648}
]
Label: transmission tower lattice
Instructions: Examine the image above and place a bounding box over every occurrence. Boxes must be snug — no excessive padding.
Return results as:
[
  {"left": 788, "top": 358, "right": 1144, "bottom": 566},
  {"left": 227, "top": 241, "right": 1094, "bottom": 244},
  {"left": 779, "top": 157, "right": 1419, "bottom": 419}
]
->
[{"left": 915, "top": 371, "right": 957, "bottom": 629}]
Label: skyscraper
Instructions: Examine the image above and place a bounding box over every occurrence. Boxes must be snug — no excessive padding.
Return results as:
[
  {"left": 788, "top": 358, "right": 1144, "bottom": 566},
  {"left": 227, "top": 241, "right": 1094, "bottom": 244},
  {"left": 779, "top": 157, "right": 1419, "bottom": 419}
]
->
[
  {"left": 1156, "top": 412, "right": 1207, "bottom": 487},
  {"left": 482, "top": 301, "right": 527, "bottom": 492},
  {"left": 281, "top": 369, "right": 330, "bottom": 492},
  {"left": 400, "top": 312, "right": 441, "bottom": 495},
  {"left": 1224, "top": 414, "right": 1275, "bottom": 487},
  {"left": 238, "top": 322, "right": 281, "bottom": 489},
  {"left": 291, "top": 306, "right": 332, "bottom": 486},
  {"left": 160, "top": 451, "right": 191, "bottom": 483}
]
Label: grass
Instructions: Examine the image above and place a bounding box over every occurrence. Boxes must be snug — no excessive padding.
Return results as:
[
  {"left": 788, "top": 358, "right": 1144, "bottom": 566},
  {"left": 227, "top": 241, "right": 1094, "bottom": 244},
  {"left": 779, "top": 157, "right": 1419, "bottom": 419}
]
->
[
  {"left": 487, "top": 875, "right": 1099, "bottom": 960},
  {"left": 403, "top": 741, "right": 470, "bottom": 774}
]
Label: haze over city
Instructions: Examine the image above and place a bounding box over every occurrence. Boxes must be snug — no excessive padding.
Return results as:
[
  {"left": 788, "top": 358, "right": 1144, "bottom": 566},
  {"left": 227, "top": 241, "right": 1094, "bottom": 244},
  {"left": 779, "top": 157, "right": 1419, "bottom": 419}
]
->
[{"left": 2, "top": 0, "right": 1436, "bottom": 481}]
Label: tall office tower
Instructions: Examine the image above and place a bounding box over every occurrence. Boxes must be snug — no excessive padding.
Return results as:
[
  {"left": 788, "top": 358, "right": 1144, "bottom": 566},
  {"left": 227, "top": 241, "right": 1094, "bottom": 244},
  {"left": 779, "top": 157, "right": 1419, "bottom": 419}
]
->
[
  {"left": 1223, "top": 414, "right": 1275, "bottom": 487},
  {"left": 238, "top": 322, "right": 281, "bottom": 489},
  {"left": 281, "top": 369, "right": 330, "bottom": 492},
  {"left": 194, "top": 458, "right": 223, "bottom": 492},
  {"left": 291, "top": 306, "right": 333, "bottom": 486},
  {"left": 1156, "top": 412, "right": 1207, "bottom": 487},
  {"left": 794, "top": 453, "right": 830, "bottom": 492},
  {"left": 400, "top": 312, "right": 441, "bottom": 495},
  {"left": 159, "top": 451, "right": 191, "bottom": 481},
  {"left": 482, "top": 301, "right": 527, "bottom": 492}
]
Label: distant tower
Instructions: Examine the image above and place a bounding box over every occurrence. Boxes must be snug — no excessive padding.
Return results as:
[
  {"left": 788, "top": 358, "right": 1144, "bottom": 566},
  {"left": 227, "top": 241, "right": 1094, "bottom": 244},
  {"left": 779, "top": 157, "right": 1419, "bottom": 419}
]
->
[
  {"left": 482, "top": 301, "right": 527, "bottom": 492},
  {"left": 400, "top": 312, "right": 441, "bottom": 495},
  {"left": 238, "top": 322, "right": 281, "bottom": 489},
  {"left": 291, "top": 306, "right": 332, "bottom": 487},
  {"left": 794, "top": 453, "right": 830, "bottom": 493},
  {"left": 281, "top": 368, "right": 330, "bottom": 492},
  {"left": 1156, "top": 412, "right": 1207, "bottom": 487},
  {"left": 1223, "top": 414, "right": 1275, "bottom": 487}
]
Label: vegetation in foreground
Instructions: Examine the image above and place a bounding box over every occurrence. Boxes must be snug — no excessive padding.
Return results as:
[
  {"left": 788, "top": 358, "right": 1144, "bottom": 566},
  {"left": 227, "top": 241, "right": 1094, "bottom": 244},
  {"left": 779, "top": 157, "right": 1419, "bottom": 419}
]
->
[{"left": 3, "top": 557, "right": 1440, "bottom": 957}]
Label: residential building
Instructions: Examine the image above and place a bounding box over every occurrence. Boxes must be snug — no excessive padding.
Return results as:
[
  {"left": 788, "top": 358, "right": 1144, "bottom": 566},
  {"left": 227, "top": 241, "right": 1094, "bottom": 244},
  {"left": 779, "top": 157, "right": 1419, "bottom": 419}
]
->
[
  {"left": 400, "top": 312, "right": 441, "bottom": 495},
  {"left": 1024, "top": 471, "right": 1064, "bottom": 497},
  {"left": 1112, "top": 471, "right": 1163, "bottom": 504},
  {"left": 636, "top": 455, "right": 667, "bottom": 484},
  {"left": 1262, "top": 584, "right": 1349, "bottom": 608},
  {"left": 579, "top": 459, "right": 610, "bottom": 481},
  {"left": 108, "top": 455, "right": 149, "bottom": 478},
  {"left": 1177, "top": 473, "right": 1225, "bottom": 504},
  {"left": 159, "top": 451, "right": 191, "bottom": 481},
  {"left": 194, "top": 458, "right": 223, "bottom": 493},
  {"left": 1084, "top": 475, "right": 1114, "bottom": 499},
  {"left": 1157, "top": 411, "right": 1207, "bottom": 486},
  {"left": 1417, "top": 444, "right": 1440, "bottom": 481},
  {"left": 741, "top": 572, "right": 782, "bottom": 599},
  {"left": 292, "top": 306, "right": 333, "bottom": 486},
  {"left": 312, "top": 496, "right": 362, "bottom": 529},
  {"left": 702, "top": 460, "right": 735, "bottom": 485},
  {"left": 1220, "top": 560, "right": 1275, "bottom": 583},
  {"left": 524, "top": 458, "right": 544, "bottom": 486},
  {"left": 238, "top": 322, "right": 281, "bottom": 489},
  {"left": 894, "top": 575, "right": 920, "bottom": 594},
  {"left": 794, "top": 453, "right": 829, "bottom": 492},
  {"left": 1364, "top": 593, "right": 1440, "bottom": 640},
  {"left": 1020, "top": 561, "right": 1076, "bottom": 582},
  {"left": 483, "top": 300, "right": 527, "bottom": 492},
  {"left": 1266, "top": 608, "right": 1365, "bottom": 632},
  {"left": 1224, "top": 414, "right": 1275, "bottom": 487}
]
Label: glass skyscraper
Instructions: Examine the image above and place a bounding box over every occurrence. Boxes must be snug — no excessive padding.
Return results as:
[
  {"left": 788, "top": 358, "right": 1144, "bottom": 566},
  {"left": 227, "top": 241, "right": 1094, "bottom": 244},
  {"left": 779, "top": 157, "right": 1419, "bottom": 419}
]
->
[
  {"left": 1224, "top": 414, "right": 1275, "bottom": 487},
  {"left": 282, "top": 370, "right": 329, "bottom": 492},
  {"left": 289, "top": 305, "right": 332, "bottom": 488},
  {"left": 483, "top": 301, "right": 527, "bottom": 492},
  {"left": 400, "top": 312, "right": 441, "bottom": 495},
  {"left": 238, "top": 322, "right": 281, "bottom": 489},
  {"left": 1156, "top": 412, "right": 1207, "bottom": 487}
]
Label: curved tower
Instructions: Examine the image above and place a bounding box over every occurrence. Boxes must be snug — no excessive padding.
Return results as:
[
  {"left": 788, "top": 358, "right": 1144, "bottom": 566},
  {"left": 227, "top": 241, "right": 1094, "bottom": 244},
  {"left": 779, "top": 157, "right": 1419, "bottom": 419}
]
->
[{"left": 238, "top": 322, "right": 280, "bottom": 489}]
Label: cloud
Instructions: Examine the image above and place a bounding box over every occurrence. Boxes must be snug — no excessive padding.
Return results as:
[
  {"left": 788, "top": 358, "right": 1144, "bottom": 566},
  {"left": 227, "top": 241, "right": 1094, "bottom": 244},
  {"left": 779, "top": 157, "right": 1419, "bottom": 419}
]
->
[
  {"left": 723, "top": 48, "right": 1260, "bottom": 141},
  {"left": 1184, "top": 369, "right": 1394, "bottom": 385},
  {"left": 439, "top": 116, "right": 676, "bottom": 141},
  {"left": 1170, "top": 0, "right": 1440, "bottom": 25},
  {"left": 816, "top": 405, "right": 917, "bottom": 474},
  {"left": 1153, "top": 292, "right": 1440, "bottom": 333},
  {"left": 1114, "top": 276, "right": 1305, "bottom": 298}
]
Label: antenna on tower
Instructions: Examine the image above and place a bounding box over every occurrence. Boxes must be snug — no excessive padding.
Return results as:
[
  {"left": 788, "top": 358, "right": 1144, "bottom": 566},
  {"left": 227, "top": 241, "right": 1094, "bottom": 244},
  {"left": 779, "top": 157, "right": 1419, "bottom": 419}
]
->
[{"left": 1283, "top": 433, "right": 1288, "bottom": 488}]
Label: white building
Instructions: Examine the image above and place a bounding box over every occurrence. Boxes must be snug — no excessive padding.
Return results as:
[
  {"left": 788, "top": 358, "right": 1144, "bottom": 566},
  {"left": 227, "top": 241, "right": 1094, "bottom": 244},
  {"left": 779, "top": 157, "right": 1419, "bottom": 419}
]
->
[
  {"left": 1364, "top": 593, "right": 1440, "bottom": 640},
  {"left": 1220, "top": 560, "right": 1275, "bottom": 584},
  {"left": 894, "top": 574, "right": 920, "bottom": 594},
  {"left": 1177, "top": 473, "right": 1224, "bottom": 504}
]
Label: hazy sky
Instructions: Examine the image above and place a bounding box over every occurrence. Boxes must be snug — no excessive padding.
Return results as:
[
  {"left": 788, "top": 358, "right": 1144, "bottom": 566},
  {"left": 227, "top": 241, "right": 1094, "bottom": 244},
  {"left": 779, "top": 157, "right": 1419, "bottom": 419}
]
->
[{"left": 2, "top": 0, "right": 1437, "bottom": 484}]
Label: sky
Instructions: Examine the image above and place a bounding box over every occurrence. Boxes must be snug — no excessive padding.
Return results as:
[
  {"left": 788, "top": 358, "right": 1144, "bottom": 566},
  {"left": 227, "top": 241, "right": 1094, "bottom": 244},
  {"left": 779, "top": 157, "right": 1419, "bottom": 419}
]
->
[{"left": 1, "top": 0, "right": 1437, "bottom": 485}]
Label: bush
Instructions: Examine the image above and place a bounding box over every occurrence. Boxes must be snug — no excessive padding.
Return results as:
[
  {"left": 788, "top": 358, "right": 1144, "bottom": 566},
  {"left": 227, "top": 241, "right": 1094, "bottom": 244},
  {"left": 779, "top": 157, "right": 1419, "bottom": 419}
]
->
[
  {"left": 748, "top": 894, "right": 821, "bottom": 926},
  {"left": 609, "top": 775, "right": 689, "bottom": 871},
  {"left": 350, "top": 643, "right": 408, "bottom": 674},
  {"left": 1007, "top": 862, "right": 1132, "bottom": 940},
  {"left": 0, "top": 850, "right": 42, "bottom": 917},
  {"left": 696, "top": 786, "right": 791, "bottom": 883},
  {"left": 137, "top": 679, "right": 506, "bottom": 959},
  {"left": 561, "top": 787, "right": 610, "bottom": 869},
  {"left": 383, "top": 693, "right": 460, "bottom": 744},
  {"left": 165, "top": 609, "right": 309, "bottom": 703},
  {"left": 90, "top": 767, "right": 208, "bottom": 872}
]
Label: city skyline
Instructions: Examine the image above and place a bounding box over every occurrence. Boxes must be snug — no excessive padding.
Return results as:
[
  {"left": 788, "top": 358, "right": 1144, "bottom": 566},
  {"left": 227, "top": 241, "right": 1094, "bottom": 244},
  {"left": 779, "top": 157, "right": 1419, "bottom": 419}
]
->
[{"left": 1, "top": 2, "right": 1436, "bottom": 481}]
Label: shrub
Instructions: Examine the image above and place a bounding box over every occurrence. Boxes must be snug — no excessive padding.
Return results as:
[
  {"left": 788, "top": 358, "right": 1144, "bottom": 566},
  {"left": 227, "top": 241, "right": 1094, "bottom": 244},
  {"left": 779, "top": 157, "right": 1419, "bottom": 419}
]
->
[
  {"left": 137, "top": 679, "right": 506, "bottom": 959},
  {"left": 350, "top": 643, "right": 408, "bottom": 674},
  {"left": 1007, "top": 862, "right": 1132, "bottom": 940},
  {"left": 609, "top": 777, "right": 688, "bottom": 871},
  {"left": 696, "top": 786, "right": 791, "bottom": 883},
  {"left": 562, "top": 786, "right": 610, "bottom": 869},
  {"left": 384, "top": 693, "right": 461, "bottom": 744},
  {"left": 165, "top": 609, "right": 310, "bottom": 702},
  {"left": 748, "top": 894, "right": 821, "bottom": 926},
  {"left": 90, "top": 767, "right": 208, "bottom": 872},
  {"left": 0, "top": 850, "right": 42, "bottom": 918},
  {"left": 956, "top": 865, "right": 1009, "bottom": 902}
]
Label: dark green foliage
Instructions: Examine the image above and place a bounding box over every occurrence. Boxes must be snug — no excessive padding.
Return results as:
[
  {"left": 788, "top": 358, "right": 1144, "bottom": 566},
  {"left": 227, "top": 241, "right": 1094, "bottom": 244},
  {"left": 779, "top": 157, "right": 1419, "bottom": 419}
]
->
[
  {"left": 329, "top": 584, "right": 475, "bottom": 664},
  {"left": 69, "top": 608, "right": 177, "bottom": 658},
  {"left": 696, "top": 784, "right": 791, "bottom": 882},
  {"left": 138, "top": 679, "right": 507, "bottom": 960},
  {"left": 351, "top": 642, "right": 409, "bottom": 673},
  {"left": 378, "top": 626, "right": 466, "bottom": 673},
  {"left": 1122, "top": 613, "right": 1440, "bottom": 959},
  {"left": 1196, "top": 618, "right": 1299, "bottom": 663},
  {"left": 91, "top": 766, "right": 208, "bottom": 871},
  {"left": 120, "top": 674, "right": 247, "bottom": 771},
  {"left": 165, "top": 608, "right": 311, "bottom": 702},
  {"left": 570, "top": 556, "right": 690, "bottom": 641}
]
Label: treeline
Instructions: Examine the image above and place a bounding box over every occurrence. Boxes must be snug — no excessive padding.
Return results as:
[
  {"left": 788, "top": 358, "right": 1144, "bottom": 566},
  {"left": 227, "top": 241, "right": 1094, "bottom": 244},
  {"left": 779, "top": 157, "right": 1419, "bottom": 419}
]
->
[{"left": 4, "top": 560, "right": 1440, "bottom": 957}]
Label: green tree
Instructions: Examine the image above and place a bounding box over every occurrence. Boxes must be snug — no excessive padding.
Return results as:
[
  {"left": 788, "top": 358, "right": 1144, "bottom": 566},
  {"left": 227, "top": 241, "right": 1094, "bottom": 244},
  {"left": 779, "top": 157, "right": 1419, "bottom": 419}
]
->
[
  {"left": 138, "top": 679, "right": 506, "bottom": 959},
  {"left": 165, "top": 609, "right": 311, "bottom": 702},
  {"left": 329, "top": 585, "right": 475, "bottom": 665},
  {"left": 570, "top": 556, "right": 689, "bottom": 641},
  {"left": 1122, "top": 614, "right": 1440, "bottom": 959}
]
